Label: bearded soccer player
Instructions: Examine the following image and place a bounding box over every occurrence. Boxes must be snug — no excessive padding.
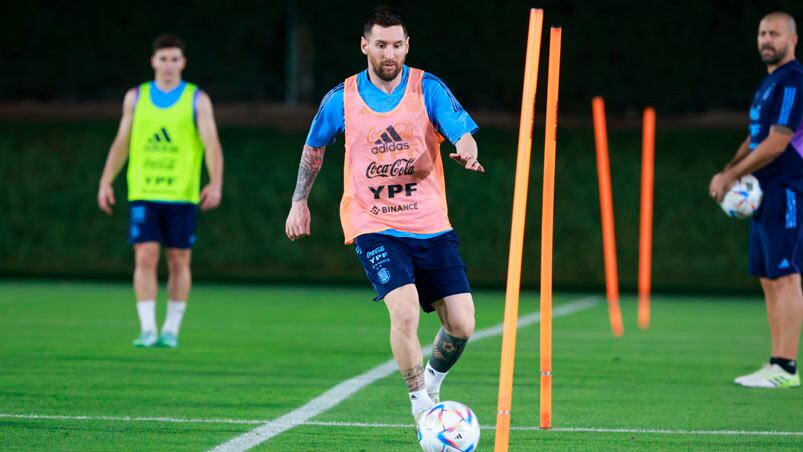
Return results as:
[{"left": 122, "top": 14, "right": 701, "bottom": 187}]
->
[
  {"left": 710, "top": 12, "right": 803, "bottom": 388},
  {"left": 285, "top": 7, "right": 483, "bottom": 420},
  {"left": 98, "top": 35, "right": 224, "bottom": 348}
]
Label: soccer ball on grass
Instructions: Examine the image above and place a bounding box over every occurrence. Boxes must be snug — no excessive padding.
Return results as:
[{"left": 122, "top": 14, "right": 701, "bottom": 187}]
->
[{"left": 417, "top": 401, "right": 480, "bottom": 452}]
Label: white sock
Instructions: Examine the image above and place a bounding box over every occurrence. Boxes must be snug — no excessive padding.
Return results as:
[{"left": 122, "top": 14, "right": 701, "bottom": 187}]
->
[
  {"left": 161, "top": 300, "right": 187, "bottom": 335},
  {"left": 136, "top": 300, "right": 156, "bottom": 333},
  {"left": 425, "top": 362, "right": 448, "bottom": 401},
  {"left": 409, "top": 388, "right": 434, "bottom": 418}
]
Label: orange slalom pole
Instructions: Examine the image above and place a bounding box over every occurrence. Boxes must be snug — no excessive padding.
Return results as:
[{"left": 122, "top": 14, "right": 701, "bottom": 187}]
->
[
  {"left": 638, "top": 107, "right": 655, "bottom": 329},
  {"left": 494, "top": 8, "right": 543, "bottom": 452},
  {"left": 539, "top": 26, "right": 562, "bottom": 431},
  {"left": 591, "top": 97, "right": 624, "bottom": 336}
]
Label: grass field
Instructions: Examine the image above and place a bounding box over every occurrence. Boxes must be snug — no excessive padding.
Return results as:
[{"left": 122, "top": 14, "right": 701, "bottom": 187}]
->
[{"left": 0, "top": 281, "right": 801, "bottom": 451}]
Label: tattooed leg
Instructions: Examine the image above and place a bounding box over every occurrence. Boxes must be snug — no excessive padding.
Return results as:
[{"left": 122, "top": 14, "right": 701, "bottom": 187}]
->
[
  {"left": 401, "top": 364, "right": 426, "bottom": 393},
  {"left": 402, "top": 363, "right": 434, "bottom": 418},
  {"left": 429, "top": 327, "right": 469, "bottom": 373},
  {"left": 383, "top": 285, "right": 434, "bottom": 417},
  {"left": 425, "top": 328, "right": 470, "bottom": 403}
]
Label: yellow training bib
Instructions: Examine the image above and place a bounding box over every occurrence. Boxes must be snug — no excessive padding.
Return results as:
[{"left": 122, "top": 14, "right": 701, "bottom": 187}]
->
[{"left": 127, "top": 82, "right": 204, "bottom": 203}]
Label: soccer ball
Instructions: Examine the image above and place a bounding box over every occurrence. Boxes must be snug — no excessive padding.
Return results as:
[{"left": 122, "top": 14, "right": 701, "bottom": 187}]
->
[
  {"left": 720, "top": 174, "right": 762, "bottom": 219},
  {"left": 417, "top": 401, "right": 480, "bottom": 452}
]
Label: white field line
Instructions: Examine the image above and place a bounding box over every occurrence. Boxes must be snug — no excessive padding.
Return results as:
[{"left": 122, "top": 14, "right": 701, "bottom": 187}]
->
[
  {"left": 209, "top": 297, "right": 598, "bottom": 452},
  {"left": 0, "top": 413, "right": 263, "bottom": 425},
  {"left": 2, "top": 413, "right": 801, "bottom": 437},
  {"left": 306, "top": 421, "right": 803, "bottom": 436}
]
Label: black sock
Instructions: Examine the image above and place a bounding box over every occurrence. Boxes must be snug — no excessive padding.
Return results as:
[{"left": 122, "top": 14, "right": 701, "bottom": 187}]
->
[{"left": 770, "top": 357, "right": 797, "bottom": 374}]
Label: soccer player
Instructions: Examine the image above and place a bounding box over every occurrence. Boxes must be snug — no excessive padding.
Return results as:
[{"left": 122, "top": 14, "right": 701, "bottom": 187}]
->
[
  {"left": 97, "top": 35, "right": 224, "bottom": 349},
  {"left": 285, "top": 7, "right": 483, "bottom": 420},
  {"left": 709, "top": 11, "right": 802, "bottom": 388}
]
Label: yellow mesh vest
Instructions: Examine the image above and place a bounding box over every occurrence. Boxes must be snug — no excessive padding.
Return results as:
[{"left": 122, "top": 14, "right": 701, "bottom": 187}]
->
[{"left": 128, "top": 82, "right": 204, "bottom": 203}]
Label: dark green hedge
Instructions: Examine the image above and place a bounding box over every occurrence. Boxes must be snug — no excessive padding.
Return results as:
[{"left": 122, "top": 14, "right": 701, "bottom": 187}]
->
[
  {"left": 4, "top": 1, "right": 802, "bottom": 114},
  {"left": 0, "top": 121, "right": 756, "bottom": 292}
]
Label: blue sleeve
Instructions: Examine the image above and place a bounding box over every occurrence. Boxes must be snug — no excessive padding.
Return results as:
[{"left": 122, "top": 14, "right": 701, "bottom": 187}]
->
[
  {"left": 770, "top": 74, "right": 803, "bottom": 129},
  {"left": 305, "top": 83, "right": 345, "bottom": 147},
  {"left": 422, "top": 73, "right": 479, "bottom": 145}
]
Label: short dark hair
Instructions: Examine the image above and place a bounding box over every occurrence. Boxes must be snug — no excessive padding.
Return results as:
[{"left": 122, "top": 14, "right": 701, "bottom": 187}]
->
[
  {"left": 152, "top": 34, "right": 186, "bottom": 55},
  {"left": 363, "top": 6, "right": 408, "bottom": 37}
]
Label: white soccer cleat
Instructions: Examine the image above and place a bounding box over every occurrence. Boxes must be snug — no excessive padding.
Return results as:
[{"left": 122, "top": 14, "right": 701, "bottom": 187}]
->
[
  {"left": 413, "top": 402, "right": 435, "bottom": 425},
  {"left": 738, "top": 364, "right": 800, "bottom": 388},
  {"left": 411, "top": 390, "right": 436, "bottom": 424},
  {"left": 734, "top": 363, "right": 771, "bottom": 385}
]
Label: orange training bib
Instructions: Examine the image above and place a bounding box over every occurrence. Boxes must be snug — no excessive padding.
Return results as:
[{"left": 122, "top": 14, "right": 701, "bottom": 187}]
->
[{"left": 340, "top": 68, "right": 451, "bottom": 244}]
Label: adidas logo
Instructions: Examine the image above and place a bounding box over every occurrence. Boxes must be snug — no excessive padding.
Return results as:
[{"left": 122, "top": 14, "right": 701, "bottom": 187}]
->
[
  {"left": 145, "top": 127, "right": 178, "bottom": 153},
  {"left": 779, "top": 259, "right": 791, "bottom": 269},
  {"left": 148, "top": 127, "right": 172, "bottom": 143},
  {"left": 371, "top": 125, "right": 410, "bottom": 154}
]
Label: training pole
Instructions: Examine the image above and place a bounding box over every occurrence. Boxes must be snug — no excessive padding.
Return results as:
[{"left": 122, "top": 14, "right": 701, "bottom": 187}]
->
[
  {"left": 494, "top": 8, "right": 543, "bottom": 452},
  {"left": 591, "top": 97, "right": 624, "bottom": 336},
  {"left": 638, "top": 107, "right": 655, "bottom": 329},
  {"left": 539, "top": 26, "right": 562, "bottom": 430}
]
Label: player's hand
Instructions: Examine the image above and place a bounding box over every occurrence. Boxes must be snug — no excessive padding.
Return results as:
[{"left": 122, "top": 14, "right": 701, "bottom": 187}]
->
[
  {"left": 709, "top": 172, "right": 734, "bottom": 203},
  {"left": 286, "top": 201, "right": 311, "bottom": 241},
  {"left": 200, "top": 183, "right": 222, "bottom": 211},
  {"left": 97, "top": 183, "right": 116, "bottom": 215},
  {"left": 449, "top": 151, "right": 485, "bottom": 173}
]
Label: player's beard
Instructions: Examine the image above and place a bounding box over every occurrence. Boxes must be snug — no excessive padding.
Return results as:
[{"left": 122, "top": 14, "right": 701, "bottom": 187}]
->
[
  {"left": 372, "top": 59, "right": 403, "bottom": 82},
  {"left": 760, "top": 44, "right": 788, "bottom": 66}
]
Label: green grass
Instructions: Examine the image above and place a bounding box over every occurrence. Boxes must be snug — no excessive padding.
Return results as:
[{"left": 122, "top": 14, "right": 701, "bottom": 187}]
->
[{"left": 0, "top": 281, "right": 801, "bottom": 450}]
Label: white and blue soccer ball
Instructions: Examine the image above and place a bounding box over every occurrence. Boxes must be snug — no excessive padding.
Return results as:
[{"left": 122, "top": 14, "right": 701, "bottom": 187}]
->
[
  {"left": 417, "top": 401, "right": 480, "bottom": 452},
  {"left": 720, "top": 174, "right": 763, "bottom": 219}
]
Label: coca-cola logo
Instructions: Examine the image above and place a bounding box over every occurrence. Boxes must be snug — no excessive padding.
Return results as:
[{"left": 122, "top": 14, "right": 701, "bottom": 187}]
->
[{"left": 366, "top": 158, "right": 416, "bottom": 179}]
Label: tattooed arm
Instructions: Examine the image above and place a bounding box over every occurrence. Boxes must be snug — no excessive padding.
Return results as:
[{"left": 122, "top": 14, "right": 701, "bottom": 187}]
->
[{"left": 285, "top": 145, "right": 326, "bottom": 241}]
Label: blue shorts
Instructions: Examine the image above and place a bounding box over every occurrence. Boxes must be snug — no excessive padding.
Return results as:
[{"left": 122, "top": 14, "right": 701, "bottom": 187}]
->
[
  {"left": 129, "top": 201, "right": 198, "bottom": 249},
  {"left": 749, "top": 186, "right": 803, "bottom": 279},
  {"left": 354, "top": 230, "right": 471, "bottom": 312}
]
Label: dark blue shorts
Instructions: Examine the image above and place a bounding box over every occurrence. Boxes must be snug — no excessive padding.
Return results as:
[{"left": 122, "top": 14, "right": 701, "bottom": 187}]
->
[
  {"left": 354, "top": 230, "right": 471, "bottom": 313},
  {"left": 129, "top": 201, "right": 198, "bottom": 249},
  {"left": 749, "top": 186, "right": 803, "bottom": 279}
]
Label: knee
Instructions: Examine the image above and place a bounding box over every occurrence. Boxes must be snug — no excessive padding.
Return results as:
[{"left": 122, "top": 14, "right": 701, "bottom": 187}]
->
[
  {"left": 390, "top": 306, "right": 420, "bottom": 334},
  {"left": 447, "top": 317, "right": 475, "bottom": 339},
  {"left": 167, "top": 252, "right": 191, "bottom": 275},
  {"left": 442, "top": 301, "right": 475, "bottom": 339},
  {"left": 135, "top": 247, "right": 159, "bottom": 270}
]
